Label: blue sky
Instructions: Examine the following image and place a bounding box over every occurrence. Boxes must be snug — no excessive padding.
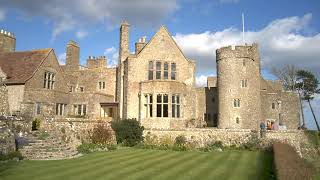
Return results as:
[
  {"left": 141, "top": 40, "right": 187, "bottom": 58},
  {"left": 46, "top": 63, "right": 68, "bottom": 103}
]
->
[{"left": 0, "top": 0, "right": 319, "bottom": 129}]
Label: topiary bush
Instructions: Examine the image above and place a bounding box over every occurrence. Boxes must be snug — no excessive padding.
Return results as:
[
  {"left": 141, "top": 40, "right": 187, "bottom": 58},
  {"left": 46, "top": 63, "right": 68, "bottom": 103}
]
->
[{"left": 111, "top": 119, "right": 144, "bottom": 147}]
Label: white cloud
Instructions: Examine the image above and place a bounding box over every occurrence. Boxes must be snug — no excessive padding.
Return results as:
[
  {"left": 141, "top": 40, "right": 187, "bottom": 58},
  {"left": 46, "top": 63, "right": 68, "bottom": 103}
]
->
[
  {"left": 0, "top": 9, "right": 5, "bottom": 21},
  {"left": 75, "top": 30, "right": 88, "bottom": 39},
  {"left": 104, "top": 47, "right": 116, "bottom": 55},
  {"left": 2, "top": 0, "right": 178, "bottom": 38},
  {"left": 104, "top": 46, "right": 118, "bottom": 68},
  {"left": 58, "top": 53, "right": 66, "bottom": 65},
  {"left": 174, "top": 13, "right": 320, "bottom": 78},
  {"left": 196, "top": 74, "right": 214, "bottom": 87}
]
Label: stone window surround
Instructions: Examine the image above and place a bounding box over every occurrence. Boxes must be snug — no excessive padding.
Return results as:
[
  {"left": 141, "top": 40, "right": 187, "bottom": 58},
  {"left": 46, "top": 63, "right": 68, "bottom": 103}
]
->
[
  {"left": 148, "top": 60, "right": 177, "bottom": 81},
  {"left": 73, "top": 104, "right": 87, "bottom": 116},
  {"left": 240, "top": 79, "right": 248, "bottom": 88},
  {"left": 233, "top": 99, "right": 241, "bottom": 108},
  {"left": 56, "top": 103, "right": 67, "bottom": 116},
  {"left": 142, "top": 92, "right": 182, "bottom": 119},
  {"left": 98, "top": 81, "right": 106, "bottom": 90},
  {"left": 43, "top": 71, "right": 55, "bottom": 90}
]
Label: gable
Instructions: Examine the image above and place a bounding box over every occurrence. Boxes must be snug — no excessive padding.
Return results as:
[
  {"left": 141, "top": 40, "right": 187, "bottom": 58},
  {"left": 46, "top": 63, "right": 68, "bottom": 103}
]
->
[
  {"left": 137, "top": 26, "right": 190, "bottom": 62},
  {"left": 0, "top": 49, "right": 51, "bottom": 84}
]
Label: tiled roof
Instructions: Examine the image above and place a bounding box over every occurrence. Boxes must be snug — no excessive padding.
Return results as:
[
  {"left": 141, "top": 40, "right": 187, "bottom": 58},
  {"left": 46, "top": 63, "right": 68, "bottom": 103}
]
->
[{"left": 0, "top": 49, "right": 51, "bottom": 84}]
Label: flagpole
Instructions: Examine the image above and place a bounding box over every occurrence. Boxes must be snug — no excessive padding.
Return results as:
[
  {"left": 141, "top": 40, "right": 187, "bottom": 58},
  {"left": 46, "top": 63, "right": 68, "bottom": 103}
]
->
[{"left": 242, "top": 13, "right": 245, "bottom": 44}]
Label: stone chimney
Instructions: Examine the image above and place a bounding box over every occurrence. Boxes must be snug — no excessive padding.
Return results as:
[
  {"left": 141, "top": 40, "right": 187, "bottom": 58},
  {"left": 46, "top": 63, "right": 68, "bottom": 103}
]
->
[
  {"left": 135, "top": 36, "right": 147, "bottom": 54},
  {"left": 0, "top": 29, "right": 16, "bottom": 53},
  {"left": 66, "top": 40, "right": 80, "bottom": 71}
]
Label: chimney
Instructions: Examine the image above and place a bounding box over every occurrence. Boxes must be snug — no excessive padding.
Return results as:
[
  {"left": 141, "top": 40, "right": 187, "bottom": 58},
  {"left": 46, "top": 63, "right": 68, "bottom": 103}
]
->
[
  {"left": 135, "top": 36, "right": 147, "bottom": 54},
  {"left": 66, "top": 40, "right": 80, "bottom": 71},
  {"left": 0, "top": 29, "right": 16, "bottom": 53},
  {"left": 119, "top": 20, "right": 130, "bottom": 64}
]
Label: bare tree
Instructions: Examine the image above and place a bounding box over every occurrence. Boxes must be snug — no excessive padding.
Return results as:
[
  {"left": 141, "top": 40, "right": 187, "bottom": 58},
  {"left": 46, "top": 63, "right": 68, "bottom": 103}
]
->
[
  {"left": 270, "top": 65, "right": 305, "bottom": 127},
  {"left": 271, "top": 64, "right": 298, "bottom": 91}
]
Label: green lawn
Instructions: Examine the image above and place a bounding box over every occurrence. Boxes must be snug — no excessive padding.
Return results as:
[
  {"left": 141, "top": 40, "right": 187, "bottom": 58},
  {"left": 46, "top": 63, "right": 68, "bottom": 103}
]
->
[{"left": 0, "top": 148, "right": 274, "bottom": 180}]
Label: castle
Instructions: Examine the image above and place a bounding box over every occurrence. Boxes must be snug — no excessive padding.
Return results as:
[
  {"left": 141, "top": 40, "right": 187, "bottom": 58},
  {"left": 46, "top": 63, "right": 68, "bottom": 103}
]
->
[{"left": 0, "top": 22, "right": 301, "bottom": 130}]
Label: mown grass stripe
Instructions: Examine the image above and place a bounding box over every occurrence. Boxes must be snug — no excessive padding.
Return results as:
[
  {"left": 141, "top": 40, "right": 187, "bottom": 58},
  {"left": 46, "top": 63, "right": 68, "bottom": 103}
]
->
[
  {"left": 174, "top": 152, "right": 226, "bottom": 180},
  {"left": 160, "top": 152, "right": 211, "bottom": 180},
  {"left": 137, "top": 151, "right": 198, "bottom": 180},
  {"left": 43, "top": 149, "right": 157, "bottom": 180},
  {"left": 208, "top": 151, "right": 242, "bottom": 179},
  {"left": 7, "top": 149, "right": 146, "bottom": 180},
  {"left": 58, "top": 149, "right": 166, "bottom": 180},
  {"left": 93, "top": 150, "right": 182, "bottom": 180},
  {"left": 223, "top": 151, "right": 251, "bottom": 180}
]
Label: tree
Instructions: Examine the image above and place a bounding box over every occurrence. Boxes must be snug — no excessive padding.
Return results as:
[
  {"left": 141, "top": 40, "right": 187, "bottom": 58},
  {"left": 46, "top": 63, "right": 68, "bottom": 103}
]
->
[
  {"left": 271, "top": 65, "right": 305, "bottom": 127},
  {"left": 271, "top": 64, "right": 298, "bottom": 91},
  {"left": 296, "top": 70, "right": 320, "bottom": 131}
]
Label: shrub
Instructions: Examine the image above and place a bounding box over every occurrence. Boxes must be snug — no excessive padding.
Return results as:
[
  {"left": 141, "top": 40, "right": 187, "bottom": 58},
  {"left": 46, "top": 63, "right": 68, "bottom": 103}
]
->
[
  {"left": 273, "top": 142, "right": 314, "bottom": 180},
  {"left": 90, "top": 123, "right": 113, "bottom": 144},
  {"left": 38, "top": 130, "right": 50, "bottom": 140},
  {"left": 111, "top": 119, "right": 144, "bottom": 147},
  {"left": 0, "top": 151, "right": 23, "bottom": 161},
  {"left": 32, "top": 118, "right": 41, "bottom": 131},
  {"left": 174, "top": 135, "right": 186, "bottom": 146},
  {"left": 202, "top": 141, "right": 224, "bottom": 152}
]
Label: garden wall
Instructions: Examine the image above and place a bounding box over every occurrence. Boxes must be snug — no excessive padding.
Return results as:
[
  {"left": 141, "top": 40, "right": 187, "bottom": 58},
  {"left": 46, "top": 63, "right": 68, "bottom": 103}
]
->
[{"left": 143, "top": 128, "right": 308, "bottom": 156}]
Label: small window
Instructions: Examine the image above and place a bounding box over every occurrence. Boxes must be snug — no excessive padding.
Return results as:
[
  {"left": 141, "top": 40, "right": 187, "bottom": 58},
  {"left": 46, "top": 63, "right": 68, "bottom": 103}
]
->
[
  {"left": 35, "top": 102, "right": 41, "bottom": 115},
  {"left": 241, "top": 79, "right": 248, "bottom": 87},
  {"left": 144, "top": 94, "right": 153, "bottom": 118},
  {"left": 79, "top": 87, "right": 84, "bottom": 92},
  {"left": 164, "top": 62, "right": 168, "bottom": 80},
  {"left": 148, "top": 61, "right": 154, "bottom": 80},
  {"left": 56, "top": 103, "right": 67, "bottom": 116},
  {"left": 74, "top": 104, "right": 86, "bottom": 116},
  {"left": 233, "top": 99, "right": 240, "bottom": 107},
  {"left": 171, "top": 63, "right": 176, "bottom": 80},
  {"left": 236, "top": 117, "right": 240, "bottom": 124},
  {"left": 156, "top": 62, "right": 161, "bottom": 80},
  {"left": 242, "top": 59, "right": 246, "bottom": 66},
  {"left": 98, "top": 81, "right": 106, "bottom": 90},
  {"left": 272, "top": 103, "right": 275, "bottom": 109},
  {"left": 172, "top": 94, "right": 181, "bottom": 118}
]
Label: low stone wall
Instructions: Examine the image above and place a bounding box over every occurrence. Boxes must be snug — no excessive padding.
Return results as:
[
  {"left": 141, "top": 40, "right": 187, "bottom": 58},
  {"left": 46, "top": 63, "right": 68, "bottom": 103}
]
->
[
  {"left": 143, "top": 128, "right": 308, "bottom": 155},
  {"left": 42, "top": 118, "right": 115, "bottom": 150},
  {"left": 0, "top": 121, "right": 15, "bottom": 154}
]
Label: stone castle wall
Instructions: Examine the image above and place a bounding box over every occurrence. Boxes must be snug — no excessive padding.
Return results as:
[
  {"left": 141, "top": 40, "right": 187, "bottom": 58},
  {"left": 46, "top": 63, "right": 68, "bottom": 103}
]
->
[{"left": 216, "top": 44, "right": 261, "bottom": 129}]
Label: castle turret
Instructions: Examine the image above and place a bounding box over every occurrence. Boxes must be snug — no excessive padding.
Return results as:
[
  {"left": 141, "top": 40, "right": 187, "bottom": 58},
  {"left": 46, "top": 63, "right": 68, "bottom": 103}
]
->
[
  {"left": 66, "top": 40, "right": 79, "bottom": 71},
  {"left": 216, "top": 43, "right": 261, "bottom": 129},
  {"left": 0, "top": 29, "right": 16, "bottom": 53}
]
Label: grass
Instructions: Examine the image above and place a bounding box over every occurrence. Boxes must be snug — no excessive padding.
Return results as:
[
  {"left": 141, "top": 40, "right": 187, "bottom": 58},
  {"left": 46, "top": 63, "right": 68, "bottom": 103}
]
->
[{"left": 0, "top": 148, "right": 274, "bottom": 180}]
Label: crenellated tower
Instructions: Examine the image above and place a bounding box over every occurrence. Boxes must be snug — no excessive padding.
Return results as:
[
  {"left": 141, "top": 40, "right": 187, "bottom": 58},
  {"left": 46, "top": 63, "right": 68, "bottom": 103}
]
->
[
  {"left": 0, "top": 29, "right": 16, "bottom": 53},
  {"left": 216, "top": 43, "right": 261, "bottom": 129}
]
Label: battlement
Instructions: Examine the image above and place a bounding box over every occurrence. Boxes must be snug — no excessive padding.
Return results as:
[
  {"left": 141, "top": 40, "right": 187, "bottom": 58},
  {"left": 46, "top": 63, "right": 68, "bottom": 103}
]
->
[
  {"left": 0, "top": 29, "right": 15, "bottom": 38},
  {"left": 87, "top": 56, "right": 107, "bottom": 68},
  {"left": 216, "top": 43, "right": 259, "bottom": 61}
]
